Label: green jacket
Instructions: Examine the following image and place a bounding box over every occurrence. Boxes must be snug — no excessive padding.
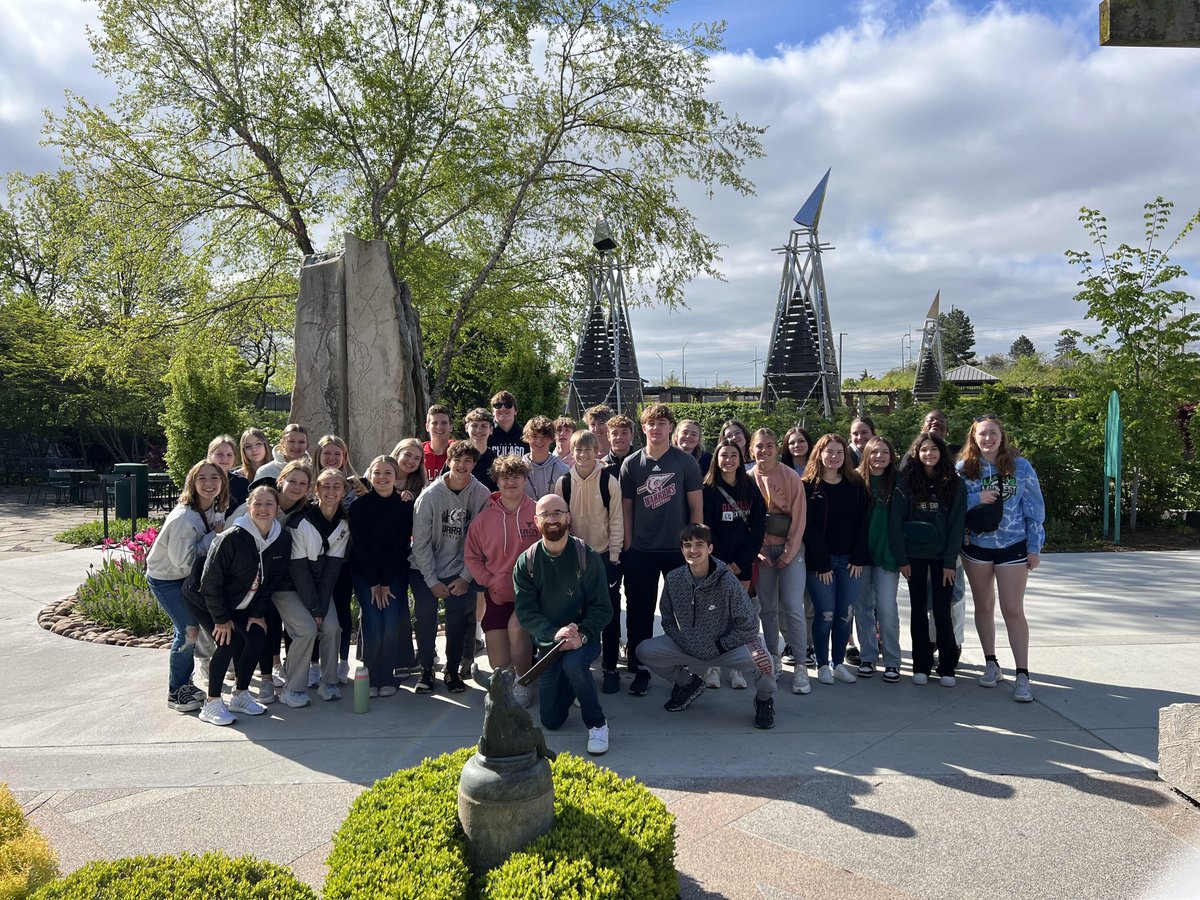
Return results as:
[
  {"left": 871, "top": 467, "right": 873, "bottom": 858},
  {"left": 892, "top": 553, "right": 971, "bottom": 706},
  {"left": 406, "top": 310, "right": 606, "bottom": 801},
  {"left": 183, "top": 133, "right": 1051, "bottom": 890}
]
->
[{"left": 513, "top": 538, "right": 613, "bottom": 648}]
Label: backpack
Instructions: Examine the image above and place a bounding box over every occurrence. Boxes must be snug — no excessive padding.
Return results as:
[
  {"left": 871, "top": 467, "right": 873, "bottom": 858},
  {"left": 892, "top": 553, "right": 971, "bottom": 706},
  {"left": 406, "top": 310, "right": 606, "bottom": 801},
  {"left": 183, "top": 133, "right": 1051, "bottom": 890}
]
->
[
  {"left": 557, "top": 471, "right": 610, "bottom": 510},
  {"left": 523, "top": 535, "right": 589, "bottom": 578}
]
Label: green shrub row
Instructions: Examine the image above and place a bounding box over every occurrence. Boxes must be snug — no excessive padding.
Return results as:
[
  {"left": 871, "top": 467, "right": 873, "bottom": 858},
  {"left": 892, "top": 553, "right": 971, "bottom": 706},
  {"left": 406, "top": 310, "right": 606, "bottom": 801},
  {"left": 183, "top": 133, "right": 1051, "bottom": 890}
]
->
[
  {"left": 30, "top": 853, "right": 314, "bottom": 900},
  {"left": 0, "top": 784, "right": 58, "bottom": 900},
  {"left": 74, "top": 559, "right": 171, "bottom": 636},
  {"left": 323, "top": 748, "right": 677, "bottom": 900},
  {"left": 54, "top": 519, "right": 162, "bottom": 547}
]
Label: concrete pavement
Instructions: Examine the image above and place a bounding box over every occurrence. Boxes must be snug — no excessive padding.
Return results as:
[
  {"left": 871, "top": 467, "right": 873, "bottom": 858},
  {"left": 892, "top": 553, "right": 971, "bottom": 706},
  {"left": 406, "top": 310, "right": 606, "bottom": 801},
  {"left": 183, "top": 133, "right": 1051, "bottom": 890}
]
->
[{"left": 2, "top": 542, "right": 1199, "bottom": 898}]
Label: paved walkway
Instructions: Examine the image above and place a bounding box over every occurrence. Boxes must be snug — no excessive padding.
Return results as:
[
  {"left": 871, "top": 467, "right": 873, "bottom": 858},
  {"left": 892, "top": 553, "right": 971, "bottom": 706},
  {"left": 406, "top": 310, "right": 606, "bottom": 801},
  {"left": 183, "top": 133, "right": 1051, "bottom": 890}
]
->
[
  {"left": 0, "top": 487, "right": 103, "bottom": 560},
  {"left": 3, "top": 540, "right": 1199, "bottom": 898}
]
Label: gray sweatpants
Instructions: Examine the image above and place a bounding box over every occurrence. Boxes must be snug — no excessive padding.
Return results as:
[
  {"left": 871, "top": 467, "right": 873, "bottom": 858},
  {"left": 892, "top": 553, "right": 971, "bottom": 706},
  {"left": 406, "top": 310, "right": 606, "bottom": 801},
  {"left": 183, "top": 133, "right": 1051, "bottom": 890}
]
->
[
  {"left": 638, "top": 635, "right": 777, "bottom": 700},
  {"left": 272, "top": 590, "right": 341, "bottom": 691}
]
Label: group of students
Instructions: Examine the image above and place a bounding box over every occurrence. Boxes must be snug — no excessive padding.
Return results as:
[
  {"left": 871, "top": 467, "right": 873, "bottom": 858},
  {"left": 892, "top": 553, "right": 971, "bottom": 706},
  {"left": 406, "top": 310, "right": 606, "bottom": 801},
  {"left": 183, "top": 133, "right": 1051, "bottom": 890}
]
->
[{"left": 142, "top": 391, "right": 1044, "bottom": 732}]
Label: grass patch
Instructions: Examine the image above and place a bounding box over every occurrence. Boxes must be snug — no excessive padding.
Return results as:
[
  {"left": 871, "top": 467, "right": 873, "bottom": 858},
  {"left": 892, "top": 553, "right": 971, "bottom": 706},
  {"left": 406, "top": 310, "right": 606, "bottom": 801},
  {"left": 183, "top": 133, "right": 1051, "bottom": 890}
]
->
[{"left": 54, "top": 519, "right": 161, "bottom": 547}]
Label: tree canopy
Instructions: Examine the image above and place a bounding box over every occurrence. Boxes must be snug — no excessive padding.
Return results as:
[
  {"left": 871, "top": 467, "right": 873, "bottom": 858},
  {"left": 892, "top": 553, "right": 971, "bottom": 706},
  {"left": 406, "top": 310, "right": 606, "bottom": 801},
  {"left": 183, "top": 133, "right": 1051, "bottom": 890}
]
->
[
  {"left": 938, "top": 306, "right": 976, "bottom": 367},
  {"left": 47, "top": 0, "right": 765, "bottom": 402}
]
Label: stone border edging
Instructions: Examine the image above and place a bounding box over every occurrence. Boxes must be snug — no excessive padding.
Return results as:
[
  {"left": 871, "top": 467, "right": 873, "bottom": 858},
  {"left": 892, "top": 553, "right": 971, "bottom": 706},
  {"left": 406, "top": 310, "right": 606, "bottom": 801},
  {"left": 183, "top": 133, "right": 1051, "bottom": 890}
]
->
[{"left": 38, "top": 596, "right": 171, "bottom": 649}]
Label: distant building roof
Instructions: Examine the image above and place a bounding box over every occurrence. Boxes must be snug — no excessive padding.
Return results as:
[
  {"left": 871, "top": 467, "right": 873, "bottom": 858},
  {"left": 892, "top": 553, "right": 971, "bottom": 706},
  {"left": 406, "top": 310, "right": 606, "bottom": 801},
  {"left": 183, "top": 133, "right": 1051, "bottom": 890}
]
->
[{"left": 945, "top": 364, "right": 1000, "bottom": 383}]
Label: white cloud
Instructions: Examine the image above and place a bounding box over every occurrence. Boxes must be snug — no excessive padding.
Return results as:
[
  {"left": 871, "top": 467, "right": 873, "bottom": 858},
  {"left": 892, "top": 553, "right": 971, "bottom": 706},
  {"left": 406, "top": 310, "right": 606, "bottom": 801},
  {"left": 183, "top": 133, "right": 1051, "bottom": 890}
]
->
[{"left": 629, "top": 1, "right": 1200, "bottom": 385}]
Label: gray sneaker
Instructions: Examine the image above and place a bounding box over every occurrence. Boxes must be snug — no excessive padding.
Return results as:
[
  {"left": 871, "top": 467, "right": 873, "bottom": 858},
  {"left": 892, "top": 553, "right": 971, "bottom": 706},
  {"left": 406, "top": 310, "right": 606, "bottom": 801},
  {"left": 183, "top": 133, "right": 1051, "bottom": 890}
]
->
[
  {"left": 1013, "top": 672, "right": 1034, "bottom": 703},
  {"left": 167, "top": 685, "right": 204, "bottom": 713},
  {"left": 979, "top": 660, "right": 1004, "bottom": 688},
  {"left": 199, "top": 698, "right": 236, "bottom": 726}
]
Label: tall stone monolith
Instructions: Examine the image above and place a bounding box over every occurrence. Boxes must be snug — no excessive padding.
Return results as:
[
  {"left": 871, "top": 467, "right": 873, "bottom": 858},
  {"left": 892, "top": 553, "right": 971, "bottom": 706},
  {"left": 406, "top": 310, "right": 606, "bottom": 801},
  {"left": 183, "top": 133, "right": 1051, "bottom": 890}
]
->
[{"left": 292, "top": 233, "right": 427, "bottom": 470}]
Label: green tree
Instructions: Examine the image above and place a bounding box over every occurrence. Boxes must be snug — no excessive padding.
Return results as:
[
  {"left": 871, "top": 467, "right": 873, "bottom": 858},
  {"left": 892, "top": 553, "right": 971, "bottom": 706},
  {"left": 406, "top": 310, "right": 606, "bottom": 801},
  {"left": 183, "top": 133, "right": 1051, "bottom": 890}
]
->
[
  {"left": 938, "top": 306, "right": 977, "bottom": 367},
  {"left": 160, "top": 340, "right": 258, "bottom": 486},
  {"left": 1065, "top": 196, "right": 1200, "bottom": 529},
  {"left": 1053, "top": 331, "right": 1079, "bottom": 363},
  {"left": 1009, "top": 334, "right": 1037, "bottom": 360},
  {"left": 50, "top": 0, "right": 765, "bottom": 403}
]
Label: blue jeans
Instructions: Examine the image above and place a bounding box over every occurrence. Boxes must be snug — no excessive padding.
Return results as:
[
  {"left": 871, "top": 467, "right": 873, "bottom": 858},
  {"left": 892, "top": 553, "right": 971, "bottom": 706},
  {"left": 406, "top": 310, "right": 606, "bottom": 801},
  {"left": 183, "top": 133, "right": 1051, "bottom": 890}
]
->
[
  {"left": 855, "top": 566, "right": 901, "bottom": 668},
  {"left": 147, "top": 576, "right": 196, "bottom": 693},
  {"left": 538, "top": 640, "right": 605, "bottom": 730},
  {"left": 806, "top": 555, "right": 859, "bottom": 667},
  {"left": 352, "top": 572, "right": 415, "bottom": 688}
]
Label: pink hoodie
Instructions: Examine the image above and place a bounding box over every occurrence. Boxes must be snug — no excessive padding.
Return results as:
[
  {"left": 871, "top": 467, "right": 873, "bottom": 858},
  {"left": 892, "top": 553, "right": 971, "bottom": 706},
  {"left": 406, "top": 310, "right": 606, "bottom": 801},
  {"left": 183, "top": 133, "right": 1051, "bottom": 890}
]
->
[{"left": 464, "top": 492, "right": 539, "bottom": 605}]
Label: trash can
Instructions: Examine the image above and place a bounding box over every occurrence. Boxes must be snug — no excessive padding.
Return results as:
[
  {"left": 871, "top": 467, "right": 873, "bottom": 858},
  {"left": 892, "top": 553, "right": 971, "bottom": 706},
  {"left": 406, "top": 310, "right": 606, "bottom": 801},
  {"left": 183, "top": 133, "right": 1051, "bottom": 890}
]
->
[{"left": 113, "top": 463, "right": 149, "bottom": 520}]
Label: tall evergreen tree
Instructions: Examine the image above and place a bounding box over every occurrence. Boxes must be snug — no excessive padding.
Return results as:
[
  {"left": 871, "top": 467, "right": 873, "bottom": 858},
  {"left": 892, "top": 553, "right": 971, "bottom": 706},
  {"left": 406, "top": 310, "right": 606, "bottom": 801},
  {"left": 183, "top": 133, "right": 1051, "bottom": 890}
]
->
[{"left": 939, "top": 306, "right": 977, "bottom": 367}]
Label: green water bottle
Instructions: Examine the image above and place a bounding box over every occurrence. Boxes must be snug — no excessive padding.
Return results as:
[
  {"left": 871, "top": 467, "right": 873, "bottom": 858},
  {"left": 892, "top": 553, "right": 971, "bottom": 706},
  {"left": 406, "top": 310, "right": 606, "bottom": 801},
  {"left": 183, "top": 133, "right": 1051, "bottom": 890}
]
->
[{"left": 354, "top": 665, "right": 370, "bottom": 713}]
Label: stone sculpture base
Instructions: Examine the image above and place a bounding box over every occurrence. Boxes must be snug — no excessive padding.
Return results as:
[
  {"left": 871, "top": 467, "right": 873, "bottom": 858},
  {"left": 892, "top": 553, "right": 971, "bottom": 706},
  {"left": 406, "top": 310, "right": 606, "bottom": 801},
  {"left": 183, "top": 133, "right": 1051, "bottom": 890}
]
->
[
  {"left": 458, "top": 751, "right": 555, "bottom": 873},
  {"left": 1159, "top": 703, "right": 1200, "bottom": 803},
  {"left": 291, "top": 232, "right": 427, "bottom": 470}
]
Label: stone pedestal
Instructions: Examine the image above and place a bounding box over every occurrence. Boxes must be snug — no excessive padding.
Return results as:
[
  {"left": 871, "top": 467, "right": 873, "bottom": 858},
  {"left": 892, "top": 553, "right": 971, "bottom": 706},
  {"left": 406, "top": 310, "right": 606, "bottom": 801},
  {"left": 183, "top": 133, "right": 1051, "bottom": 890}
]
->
[
  {"left": 291, "top": 233, "right": 427, "bottom": 470},
  {"left": 458, "top": 750, "right": 555, "bottom": 873},
  {"left": 1159, "top": 703, "right": 1200, "bottom": 802}
]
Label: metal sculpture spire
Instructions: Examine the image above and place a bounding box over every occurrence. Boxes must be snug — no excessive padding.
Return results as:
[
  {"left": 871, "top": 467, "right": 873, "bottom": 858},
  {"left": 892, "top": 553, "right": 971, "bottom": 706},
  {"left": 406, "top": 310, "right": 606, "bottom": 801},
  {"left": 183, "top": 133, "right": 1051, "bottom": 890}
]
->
[
  {"left": 761, "top": 170, "right": 841, "bottom": 417},
  {"left": 565, "top": 220, "right": 643, "bottom": 417},
  {"left": 913, "top": 291, "right": 944, "bottom": 400}
]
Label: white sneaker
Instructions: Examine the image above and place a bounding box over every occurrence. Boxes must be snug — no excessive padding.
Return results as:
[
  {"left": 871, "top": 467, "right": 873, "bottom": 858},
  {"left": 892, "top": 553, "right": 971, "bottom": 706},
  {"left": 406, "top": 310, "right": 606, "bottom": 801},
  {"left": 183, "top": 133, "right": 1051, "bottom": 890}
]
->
[
  {"left": 704, "top": 667, "right": 721, "bottom": 689},
  {"left": 1013, "top": 672, "right": 1034, "bottom": 703},
  {"left": 228, "top": 690, "right": 267, "bottom": 716},
  {"left": 318, "top": 682, "right": 341, "bottom": 701},
  {"left": 199, "top": 698, "right": 236, "bottom": 726},
  {"left": 940, "top": 675, "right": 956, "bottom": 687},
  {"left": 271, "top": 664, "right": 286, "bottom": 687},
  {"left": 912, "top": 672, "right": 929, "bottom": 686},
  {"left": 587, "top": 723, "right": 610, "bottom": 755},
  {"left": 729, "top": 669, "right": 748, "bottom": 690},
  {"left": 257, "top": 682, "right": 276, "bottom": 705},
  {"left": 279, "top": 690, "right": 311, "bottom": 708},
  {"left": 308, "top": 664, "right": 321, "bottom": 688},
  {"left": 817, "top": 665, "right": 835, "bottom": 685},
  {"left": 379, "top": 686, "right": 397, "bottom": 697},
  {"left": 833, "top": 663, "right": 858, "bottom": 684},
  {"left": 513, "top": 683, "right": 532, "bottom": 707},
  {"left": 792, "top": 669, "right": 812, "bottom": 695},
  {"left": 337, "top": 660, "right": 350, "bottom": 685},
  {"left": 979, "top": 660, "right": 1003, "bottom": 688}
]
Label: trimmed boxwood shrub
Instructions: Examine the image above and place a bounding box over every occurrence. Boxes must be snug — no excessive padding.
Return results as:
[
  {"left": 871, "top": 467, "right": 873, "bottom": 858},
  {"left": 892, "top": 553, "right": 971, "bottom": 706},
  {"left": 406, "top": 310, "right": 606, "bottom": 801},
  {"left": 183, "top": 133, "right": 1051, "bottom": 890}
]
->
[
  {"left": 30, "top": 852, "right": 315, "bottom": 899},
  {"left": 1, "top": 783, "right": 58, "bottom": 900},
  {"left": 323, "top": 748, "right": 677, "bottom": 900}
]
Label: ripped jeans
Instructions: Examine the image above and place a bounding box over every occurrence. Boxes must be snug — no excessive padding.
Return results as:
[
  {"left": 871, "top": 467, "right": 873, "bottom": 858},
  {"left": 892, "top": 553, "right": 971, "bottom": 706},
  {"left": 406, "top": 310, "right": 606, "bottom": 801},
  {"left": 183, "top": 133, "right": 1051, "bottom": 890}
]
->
[{"left": 806, "top": 554, "right": 859, "bottom": 667}]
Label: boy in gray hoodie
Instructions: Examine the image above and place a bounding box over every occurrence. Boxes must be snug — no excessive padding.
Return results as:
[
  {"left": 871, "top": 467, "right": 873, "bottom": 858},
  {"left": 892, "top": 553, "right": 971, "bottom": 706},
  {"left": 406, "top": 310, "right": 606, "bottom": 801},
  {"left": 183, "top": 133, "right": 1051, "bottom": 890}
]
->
[
  {"left": 637, "top": 524, "right": 777, "bottom": 729},
  {"left": 410, "top": 441, "right": 492, "bottom": 692}
]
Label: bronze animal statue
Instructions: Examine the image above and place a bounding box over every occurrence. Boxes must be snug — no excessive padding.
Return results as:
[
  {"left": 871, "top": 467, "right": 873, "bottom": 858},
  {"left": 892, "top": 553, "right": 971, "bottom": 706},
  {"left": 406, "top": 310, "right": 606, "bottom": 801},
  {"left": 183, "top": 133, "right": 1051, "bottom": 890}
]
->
[{"left": 478, "top": 669, "right": 556, "bottom": 760}]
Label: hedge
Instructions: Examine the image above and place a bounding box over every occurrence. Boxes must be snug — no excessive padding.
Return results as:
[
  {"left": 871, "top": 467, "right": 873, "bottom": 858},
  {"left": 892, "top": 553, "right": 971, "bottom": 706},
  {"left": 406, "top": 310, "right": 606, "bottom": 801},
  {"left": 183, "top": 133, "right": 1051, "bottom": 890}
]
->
[
  {"left": 30, "top": 853, "right": 314, "bottom": 900},
  {"left": 0, "top": 783, "right": 58, "bottom": 900},
  {"left": 323, "top": 748, "right": 677, "bottom": 900}
]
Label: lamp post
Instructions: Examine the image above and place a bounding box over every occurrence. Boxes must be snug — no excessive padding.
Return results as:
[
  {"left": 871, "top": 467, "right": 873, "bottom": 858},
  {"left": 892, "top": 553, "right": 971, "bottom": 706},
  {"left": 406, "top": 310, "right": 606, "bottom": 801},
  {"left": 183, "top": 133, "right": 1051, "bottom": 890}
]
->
[
  {"left": 682, "top": 342, "right": 689, "bottom": 388},
  {"left": 656, "top": 352, "right": 664, "bottom": 386}
]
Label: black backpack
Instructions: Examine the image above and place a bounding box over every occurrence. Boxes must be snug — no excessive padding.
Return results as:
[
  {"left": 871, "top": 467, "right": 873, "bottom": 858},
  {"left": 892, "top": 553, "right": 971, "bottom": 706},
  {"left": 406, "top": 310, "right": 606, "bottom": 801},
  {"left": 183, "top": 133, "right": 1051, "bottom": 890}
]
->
[{"left": 522, "top": 535, "right": 589, "bottom": 577}]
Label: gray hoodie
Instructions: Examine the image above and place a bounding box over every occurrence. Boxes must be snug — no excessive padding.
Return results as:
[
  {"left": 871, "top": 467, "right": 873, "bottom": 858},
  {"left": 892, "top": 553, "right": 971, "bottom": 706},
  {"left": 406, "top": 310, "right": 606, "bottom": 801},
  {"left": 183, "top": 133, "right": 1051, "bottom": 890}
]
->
[
  {"left": 409, "top": 474, "right": 491, "bottom": 587},
  {"left": 523, "top": 453, "right": 571, "bottom": 500},
  {"left": 145, "top": 504, "right": 224, "bottom": 581},
  {"left": 659, "top": 557, "right": 759, "bottom": 661}
]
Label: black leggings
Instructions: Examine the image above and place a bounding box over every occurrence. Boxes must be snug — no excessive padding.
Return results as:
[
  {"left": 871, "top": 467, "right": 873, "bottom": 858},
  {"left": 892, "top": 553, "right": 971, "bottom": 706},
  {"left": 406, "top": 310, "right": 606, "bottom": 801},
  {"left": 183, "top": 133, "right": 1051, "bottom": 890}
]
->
[{"left": 186, "top": 596, "right": 268, "bottom": 697}]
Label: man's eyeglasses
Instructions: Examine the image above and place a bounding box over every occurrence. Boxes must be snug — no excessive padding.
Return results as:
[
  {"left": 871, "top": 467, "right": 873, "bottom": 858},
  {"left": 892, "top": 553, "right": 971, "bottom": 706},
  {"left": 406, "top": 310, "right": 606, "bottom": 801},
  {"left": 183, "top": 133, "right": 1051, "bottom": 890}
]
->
[
  {"left": 535, "top": 510, "right": 568, "bottom": 520},
  {"left": 493, "top": 402, "right": 515, "bottom": 409}
]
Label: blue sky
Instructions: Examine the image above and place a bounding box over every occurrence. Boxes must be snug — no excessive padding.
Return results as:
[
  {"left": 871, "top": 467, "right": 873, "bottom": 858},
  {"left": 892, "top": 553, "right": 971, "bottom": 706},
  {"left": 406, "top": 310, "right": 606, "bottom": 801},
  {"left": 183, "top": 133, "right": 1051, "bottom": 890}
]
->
[{"left": 3, "top": 0, "right": 1199, "bottom": 388}]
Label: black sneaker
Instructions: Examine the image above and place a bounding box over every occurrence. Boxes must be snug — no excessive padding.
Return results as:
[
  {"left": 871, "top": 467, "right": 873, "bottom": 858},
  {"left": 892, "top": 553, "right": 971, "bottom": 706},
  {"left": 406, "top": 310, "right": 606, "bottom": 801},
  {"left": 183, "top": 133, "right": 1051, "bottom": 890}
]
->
[
  {"left": 168, "top": 685, "right": 204, "bottom": 713},
  {"left": 459, "top": 659, "right": 472, "bottom": 680},
  {"left": 415, "top": 668, "right": 435, "bottom": 693},
  {"left": 445, "top": 671, "right": 466, "bottom": 693},
  {"left": 629, "top": 669, "right": 651, "bottom": 696},
  {"left": 754, "top": 696, "right": 775, "bottom": 730},
  {"left": 780, "top": 644, "right": 795, "bottom": 665},
  {"left": 845, "top": 645, "right": 862, "bottom": 666},
  {"left": 883, "top": 666, "right": 901, "bottom": 683},
  {"left": 663, "top": 675, "right": 705, "bottom": 712},
  {"left": 602, "top": 669, "right": 621, "bottom": 694},
  {"left": 805, "top": 647, "right": 817, "bottom": 669}
]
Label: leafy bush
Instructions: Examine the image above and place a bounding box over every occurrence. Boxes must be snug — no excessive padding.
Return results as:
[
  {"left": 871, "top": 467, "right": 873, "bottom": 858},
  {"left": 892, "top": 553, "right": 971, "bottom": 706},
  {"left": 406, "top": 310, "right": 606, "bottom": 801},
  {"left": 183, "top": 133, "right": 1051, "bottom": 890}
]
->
[
  {"left": 74, "top": 527, "right": 170, "bottom": 636},
  {"left": 323, "top": 748, "right": 677, "bottom": 900},
  {"left": 160, "top": 340, "right": 258, "bottom": 488},
  {"left": 54, "top": 519, "right": 162, "bottom": 547},
  {"left": 0, "top": 783, "right": 58, "bottom": 900},
  {"left": 30, "top": 853, "right": 314, "bottom": 899}
]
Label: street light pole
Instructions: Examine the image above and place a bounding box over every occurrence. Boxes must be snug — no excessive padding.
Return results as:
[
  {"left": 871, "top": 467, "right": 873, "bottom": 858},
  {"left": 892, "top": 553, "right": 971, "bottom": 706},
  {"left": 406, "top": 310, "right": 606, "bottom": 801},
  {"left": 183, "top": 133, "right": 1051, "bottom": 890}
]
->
[
  {"left": 682, "top": 342, "right": 690, "bottom": 388},
  {"left": 655, "top": 352, "right": 664, "bottom": 386}
]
